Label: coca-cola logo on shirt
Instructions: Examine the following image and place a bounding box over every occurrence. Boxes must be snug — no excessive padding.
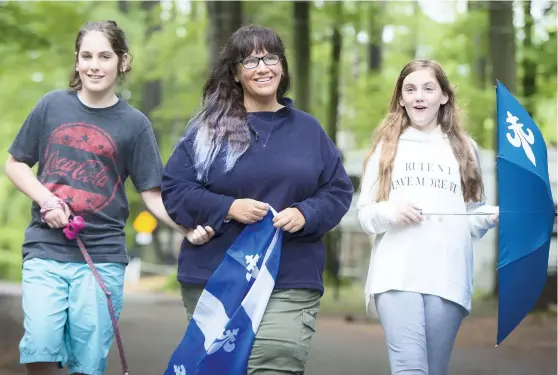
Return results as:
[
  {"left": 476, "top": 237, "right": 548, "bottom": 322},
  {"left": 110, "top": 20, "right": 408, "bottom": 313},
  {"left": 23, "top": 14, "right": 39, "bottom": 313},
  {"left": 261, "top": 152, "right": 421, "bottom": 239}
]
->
[{"left": 40, "top": 122, "right": 121, "bottom": 214}]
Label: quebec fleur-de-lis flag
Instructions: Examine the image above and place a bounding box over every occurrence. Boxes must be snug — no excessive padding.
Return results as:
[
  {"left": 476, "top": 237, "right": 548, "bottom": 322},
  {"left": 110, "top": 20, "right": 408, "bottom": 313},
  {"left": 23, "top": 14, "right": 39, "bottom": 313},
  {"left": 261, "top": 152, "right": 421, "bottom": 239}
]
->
[
  {"left": 495, "top": 81, "right": 555, "bottom": 345},
  {"left": 164, "top": 208, "right": 283, "bottom": 375}
]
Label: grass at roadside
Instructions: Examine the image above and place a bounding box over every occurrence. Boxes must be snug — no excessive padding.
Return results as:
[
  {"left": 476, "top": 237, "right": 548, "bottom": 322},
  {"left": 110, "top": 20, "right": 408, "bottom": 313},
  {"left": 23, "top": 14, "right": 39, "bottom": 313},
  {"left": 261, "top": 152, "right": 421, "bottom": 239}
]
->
[{"left": 319, "top": 282, "right": 366, "bottom": 316}]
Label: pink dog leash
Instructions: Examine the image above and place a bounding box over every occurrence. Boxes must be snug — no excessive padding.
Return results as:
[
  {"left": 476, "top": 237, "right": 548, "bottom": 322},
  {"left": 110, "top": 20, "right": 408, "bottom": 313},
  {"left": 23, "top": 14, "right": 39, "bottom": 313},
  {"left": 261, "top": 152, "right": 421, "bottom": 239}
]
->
[{"left": 40, "top": 198, "right": 130, "bottom": 375}]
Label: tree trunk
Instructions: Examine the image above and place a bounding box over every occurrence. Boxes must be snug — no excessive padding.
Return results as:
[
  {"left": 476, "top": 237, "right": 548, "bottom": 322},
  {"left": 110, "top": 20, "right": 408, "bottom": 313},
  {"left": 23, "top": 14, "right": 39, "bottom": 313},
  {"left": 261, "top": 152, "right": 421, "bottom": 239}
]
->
[
  {"left": 327, "top": 2, "right": 342, "bottom": 144},
  {"left": 118, "top": 1, "right": 128, "bottom": 13},
  {"left": 139, "top": 1, "right": 165, "bottom": 259},
  {"left": 489, "top": 1, "right": 517, "bottom": 93},
  {"left": 469, "top": 1, "right": 488, "bottom": 90},
  {"left": 522, "top": 0, "right": 537, "bottom": 116},
  {"left": 409, "top": 0, "right": 420, "bottom": 58},
  {"left": 325, "top": 1, "right": 343, "bottom": 301},
  {"left": 488, "top": 0, "right": 516, "bottom": 296},
  {"left": 140, "top": 1, "right": 162, "bottom": 140},
  {"left": 206, "top": 1, "right": 243, "bottom": 71},
  {"left": 293, "top": 1, "right": 311, "bottom": 112},
  {"left": 466, "top": 1, "right": 489, "bottom": 147},
  {"left": 368, "top": 2, "right": 385, "bottom": 72}
]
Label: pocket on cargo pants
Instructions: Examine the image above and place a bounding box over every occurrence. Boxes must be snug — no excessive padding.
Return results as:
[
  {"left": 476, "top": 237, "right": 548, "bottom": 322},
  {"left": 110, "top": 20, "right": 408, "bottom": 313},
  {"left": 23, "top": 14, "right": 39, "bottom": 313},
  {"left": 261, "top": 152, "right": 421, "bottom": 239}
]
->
[
  {"left": 178, "top": 284, "right": 321, "bottom": 374},
  {"left": 248, "top": 289, "right": 321, "bottom": 375}
]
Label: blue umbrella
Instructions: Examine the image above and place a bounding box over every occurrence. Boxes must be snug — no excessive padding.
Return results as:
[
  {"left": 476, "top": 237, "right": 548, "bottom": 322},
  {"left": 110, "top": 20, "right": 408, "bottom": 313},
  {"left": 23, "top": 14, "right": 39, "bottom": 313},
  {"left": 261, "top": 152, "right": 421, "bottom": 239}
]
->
[{"left": 495, "top": 80, "right": 556, "bottom": 345}]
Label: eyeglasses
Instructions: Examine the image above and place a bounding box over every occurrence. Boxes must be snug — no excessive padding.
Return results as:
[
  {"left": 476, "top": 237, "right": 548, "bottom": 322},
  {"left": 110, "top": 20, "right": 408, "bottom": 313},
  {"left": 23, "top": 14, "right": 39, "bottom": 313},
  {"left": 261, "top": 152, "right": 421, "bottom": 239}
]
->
[{"left": 239, "top": 54, "right": 280, "bottom": 69}]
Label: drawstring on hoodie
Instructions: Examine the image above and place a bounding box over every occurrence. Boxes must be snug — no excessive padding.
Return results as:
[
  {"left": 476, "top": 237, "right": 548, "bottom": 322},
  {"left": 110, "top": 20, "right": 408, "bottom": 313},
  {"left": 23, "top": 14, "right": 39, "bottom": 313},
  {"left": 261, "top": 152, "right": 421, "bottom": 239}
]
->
[{"left": 262, "top": 111, "right": 277, "bottom": 147}]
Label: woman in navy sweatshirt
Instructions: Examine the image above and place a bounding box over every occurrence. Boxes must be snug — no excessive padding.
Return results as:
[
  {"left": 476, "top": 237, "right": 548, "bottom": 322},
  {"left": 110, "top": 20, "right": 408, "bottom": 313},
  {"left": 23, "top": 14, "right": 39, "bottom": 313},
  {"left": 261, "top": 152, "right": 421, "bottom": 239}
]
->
[{"left": 161, "top": 25, "right": 353, "bottom": 373}]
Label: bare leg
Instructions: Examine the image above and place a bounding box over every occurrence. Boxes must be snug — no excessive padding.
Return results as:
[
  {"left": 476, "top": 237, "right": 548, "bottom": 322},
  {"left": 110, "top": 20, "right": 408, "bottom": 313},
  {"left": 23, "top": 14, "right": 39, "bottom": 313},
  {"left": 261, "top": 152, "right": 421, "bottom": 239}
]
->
[
  {"left": 25, "top": 363, "right": 63, "bottom": 375},
  {"left": 26, "top": 363, "right": 87, "bottom": 375}
]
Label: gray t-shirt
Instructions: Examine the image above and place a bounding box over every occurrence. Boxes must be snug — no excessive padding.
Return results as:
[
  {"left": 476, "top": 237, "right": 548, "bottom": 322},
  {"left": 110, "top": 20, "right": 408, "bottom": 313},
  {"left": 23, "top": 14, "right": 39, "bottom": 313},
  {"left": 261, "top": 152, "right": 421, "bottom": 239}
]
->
[{"left": 9, "top": 89, "right": 163, "bottom": 264}]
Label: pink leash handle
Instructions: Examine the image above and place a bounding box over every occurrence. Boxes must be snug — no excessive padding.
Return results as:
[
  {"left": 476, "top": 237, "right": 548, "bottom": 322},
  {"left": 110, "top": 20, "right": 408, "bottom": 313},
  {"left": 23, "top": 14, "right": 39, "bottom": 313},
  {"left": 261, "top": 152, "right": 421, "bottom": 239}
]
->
[{"left": 64, "top": 215, "right": 130, "bottom": 375}]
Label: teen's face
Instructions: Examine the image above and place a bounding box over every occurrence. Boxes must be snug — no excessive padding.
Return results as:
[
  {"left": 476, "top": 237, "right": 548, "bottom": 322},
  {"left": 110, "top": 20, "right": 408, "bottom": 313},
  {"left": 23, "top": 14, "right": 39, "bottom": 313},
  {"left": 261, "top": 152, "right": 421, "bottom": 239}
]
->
[
  {"left": 399, "top": 68, "right": 448, "bottom": 131},
  {"left": 76, "top": 31, "right": 121, "bottom": 94},
  {"left": 236, "top": 49, "right": 283, "bottom": 104}
]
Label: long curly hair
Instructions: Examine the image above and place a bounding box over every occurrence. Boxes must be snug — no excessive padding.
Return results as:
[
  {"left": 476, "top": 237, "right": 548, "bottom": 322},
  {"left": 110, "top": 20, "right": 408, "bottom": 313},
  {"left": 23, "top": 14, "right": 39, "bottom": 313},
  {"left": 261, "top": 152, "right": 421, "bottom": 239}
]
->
[
  {"left": 185, "top": 25, "right": 291, "bottom": 182},
  {"left": 362, "top": 59, "right": 484, "bottom": 203}
]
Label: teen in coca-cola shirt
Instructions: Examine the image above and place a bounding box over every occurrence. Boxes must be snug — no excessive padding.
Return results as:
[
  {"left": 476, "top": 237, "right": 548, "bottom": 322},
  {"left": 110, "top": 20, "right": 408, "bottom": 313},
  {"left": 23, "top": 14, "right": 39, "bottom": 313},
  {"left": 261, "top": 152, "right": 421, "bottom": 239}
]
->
[{"left": 5, "top": 20, "right": 213, "bottom": 375}]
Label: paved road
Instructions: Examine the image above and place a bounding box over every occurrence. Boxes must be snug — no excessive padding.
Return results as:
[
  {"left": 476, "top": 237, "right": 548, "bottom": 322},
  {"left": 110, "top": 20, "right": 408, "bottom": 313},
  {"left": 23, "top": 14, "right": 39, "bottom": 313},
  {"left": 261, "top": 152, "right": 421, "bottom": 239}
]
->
[{"left": 0, "top": 285, "right": 556, "bottom": 375}]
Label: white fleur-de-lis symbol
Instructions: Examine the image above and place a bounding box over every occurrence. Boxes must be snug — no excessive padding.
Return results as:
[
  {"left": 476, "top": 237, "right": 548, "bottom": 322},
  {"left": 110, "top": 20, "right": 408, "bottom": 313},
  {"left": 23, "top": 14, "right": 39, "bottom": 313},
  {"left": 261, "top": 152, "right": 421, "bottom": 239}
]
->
[
  {"left": 505, "top": 111, "right": 536, "bottom": 166},
  {"left": 173, "top": 364, "right": 186, "bottom": 375},
  {"left": 207, "top": 328, "right": 239, "bottom": 355},
  {"left": 245, "top": 254, "right": 260, "bottom": 281}
]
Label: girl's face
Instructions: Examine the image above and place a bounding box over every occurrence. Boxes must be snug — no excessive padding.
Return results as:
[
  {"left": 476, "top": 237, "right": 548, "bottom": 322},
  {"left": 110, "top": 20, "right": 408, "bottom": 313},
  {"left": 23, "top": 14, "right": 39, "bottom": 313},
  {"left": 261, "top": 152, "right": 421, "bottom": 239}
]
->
[
  {"left": 399, "top": 68, "right": 448, "bottom": 132},
  {"left": 76, "top": 31, "right": 122, "bottom": 95},
  {"left": 236, "top": 49, "right": 283, "bottom": 105}
]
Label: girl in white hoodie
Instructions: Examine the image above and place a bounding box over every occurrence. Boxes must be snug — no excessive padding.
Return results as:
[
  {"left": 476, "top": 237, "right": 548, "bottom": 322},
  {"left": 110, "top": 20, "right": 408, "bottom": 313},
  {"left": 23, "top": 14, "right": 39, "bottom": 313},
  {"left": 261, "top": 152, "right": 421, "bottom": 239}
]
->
[{"left": 357, "top": 59, "right": 499, "bottom": 375}]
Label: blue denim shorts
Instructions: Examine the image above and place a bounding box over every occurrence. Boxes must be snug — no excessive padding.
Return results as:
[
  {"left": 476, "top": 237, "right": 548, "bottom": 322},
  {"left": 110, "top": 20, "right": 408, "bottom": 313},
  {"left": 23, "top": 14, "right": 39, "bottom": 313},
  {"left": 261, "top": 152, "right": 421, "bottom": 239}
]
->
[{"left": 19, "top": 257, "right": 125, "bottom": 375}]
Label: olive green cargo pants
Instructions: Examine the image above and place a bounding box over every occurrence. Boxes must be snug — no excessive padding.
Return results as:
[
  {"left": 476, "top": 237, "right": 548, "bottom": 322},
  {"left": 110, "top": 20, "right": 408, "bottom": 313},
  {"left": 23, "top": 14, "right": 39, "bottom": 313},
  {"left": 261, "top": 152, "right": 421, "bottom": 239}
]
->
[{"left": 180, "top": 283, "right": 321, "bottom": 375}]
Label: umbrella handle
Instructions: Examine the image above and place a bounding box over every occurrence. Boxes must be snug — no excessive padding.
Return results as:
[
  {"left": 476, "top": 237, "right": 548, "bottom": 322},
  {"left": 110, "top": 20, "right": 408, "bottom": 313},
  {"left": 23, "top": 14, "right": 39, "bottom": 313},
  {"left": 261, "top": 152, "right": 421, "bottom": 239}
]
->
[
  {"left": 418, "top": 209, "right": 492, "bottom": 216},
  {"left": 418, "top": 209, "right": 558, "bottom": 216}
]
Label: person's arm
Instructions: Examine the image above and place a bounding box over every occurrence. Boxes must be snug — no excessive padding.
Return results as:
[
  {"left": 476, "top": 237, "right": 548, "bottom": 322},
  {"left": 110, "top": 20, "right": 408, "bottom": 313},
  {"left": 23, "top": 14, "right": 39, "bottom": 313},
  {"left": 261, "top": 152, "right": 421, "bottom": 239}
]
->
[
  {"left": 5, "top": 156, "right": 71, "bottom": 228},
  {"left": 466, "top": 138, "right": 499, "bottom": 239},
  {"left": 126, "top": 124, "right": 192, "bottom": 233},
  {"left": 356, "top": 143, "right": 398, "bottom": 235},
  {"left": 5, "top": 155, "right": 56, "bottom": 206},
  {"left": 467, "top": 201, "right": 498, "bottom": 238},
  {"left": 160, "top": 138, "right": 237, "bottom": 233},
  {"left": 140, "top": 187, "right": 216, "bottom": 245},
  {"left": 127, "top": 124, "right": 220, "bottom": 245},
  {"left": 5, "top": 94, "right": 70, "bottom": 228},
  {"left": 6, "top": 95, "right": 48, "bottom": 204},
  {"left": 287, "top": 132, "right": 354, "bottom": 240},
  {"left": 140, "top": 187, "right": 187, "bottom": 233}
]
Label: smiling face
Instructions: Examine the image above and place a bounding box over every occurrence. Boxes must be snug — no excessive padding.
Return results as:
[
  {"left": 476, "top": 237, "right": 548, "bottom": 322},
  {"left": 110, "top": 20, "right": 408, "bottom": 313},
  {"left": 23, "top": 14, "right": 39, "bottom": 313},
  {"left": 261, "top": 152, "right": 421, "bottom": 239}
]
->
[
  {"left": 236, "top": 49, "right": 283, "bottom": 107},
  {"left": 399, "top": 68, "right": 448, "bottom": 132},
  {"left": 75, "top": 31, "right": 124, "bottom": 95}
]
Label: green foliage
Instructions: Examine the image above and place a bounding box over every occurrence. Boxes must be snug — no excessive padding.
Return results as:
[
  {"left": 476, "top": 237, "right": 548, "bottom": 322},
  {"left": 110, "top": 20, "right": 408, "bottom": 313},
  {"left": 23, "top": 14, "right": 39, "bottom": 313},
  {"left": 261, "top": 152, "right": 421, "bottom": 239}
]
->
[
  {"left": 0, "top": 0, "right": 556, "bottom": 281},
  {"left": 0, "top": 225, "right": 25, "bottom": 281},
  {"left": 163, "top": 272, "right": 180, "bottom": 292}
]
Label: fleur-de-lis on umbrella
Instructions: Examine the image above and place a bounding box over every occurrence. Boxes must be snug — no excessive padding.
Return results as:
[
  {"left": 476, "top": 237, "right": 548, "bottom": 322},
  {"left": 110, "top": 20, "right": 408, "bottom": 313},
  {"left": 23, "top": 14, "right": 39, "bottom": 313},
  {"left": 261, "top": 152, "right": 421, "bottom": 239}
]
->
[{"left": 505, "top": 111, "right": 536, "bottom": 166}]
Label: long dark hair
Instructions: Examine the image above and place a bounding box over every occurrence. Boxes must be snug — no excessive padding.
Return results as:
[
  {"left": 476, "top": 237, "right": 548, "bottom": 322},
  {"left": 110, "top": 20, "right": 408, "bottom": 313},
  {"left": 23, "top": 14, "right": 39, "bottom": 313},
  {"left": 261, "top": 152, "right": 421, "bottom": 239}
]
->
[
  {"left": 69, "top": 20, "right": 132, "bottom": 90},
  {"left": 186, "top": 25, "right": 291, "bottom": 182}
]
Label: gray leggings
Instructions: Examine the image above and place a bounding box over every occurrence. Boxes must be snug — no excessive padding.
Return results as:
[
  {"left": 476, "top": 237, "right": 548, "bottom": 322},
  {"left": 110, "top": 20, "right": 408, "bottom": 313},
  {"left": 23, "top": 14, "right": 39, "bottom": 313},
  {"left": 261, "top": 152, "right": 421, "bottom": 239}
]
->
[{"left": 375, "top": 291, "right": 467, "bottom": 375}]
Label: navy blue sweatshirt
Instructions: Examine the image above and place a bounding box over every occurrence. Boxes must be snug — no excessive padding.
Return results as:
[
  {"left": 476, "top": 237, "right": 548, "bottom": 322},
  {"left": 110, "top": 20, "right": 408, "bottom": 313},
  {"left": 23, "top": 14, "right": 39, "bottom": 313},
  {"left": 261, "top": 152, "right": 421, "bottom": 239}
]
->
[{"left": 161, "top": 98, "right": 354, "bottom": 293}]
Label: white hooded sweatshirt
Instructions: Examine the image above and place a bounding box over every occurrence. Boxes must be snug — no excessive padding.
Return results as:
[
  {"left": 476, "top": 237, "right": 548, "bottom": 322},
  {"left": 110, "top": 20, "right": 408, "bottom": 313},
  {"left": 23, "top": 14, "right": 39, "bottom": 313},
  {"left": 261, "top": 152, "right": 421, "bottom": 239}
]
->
[{"left": 357, "top": 125, "right": 498, "bottom": 314}]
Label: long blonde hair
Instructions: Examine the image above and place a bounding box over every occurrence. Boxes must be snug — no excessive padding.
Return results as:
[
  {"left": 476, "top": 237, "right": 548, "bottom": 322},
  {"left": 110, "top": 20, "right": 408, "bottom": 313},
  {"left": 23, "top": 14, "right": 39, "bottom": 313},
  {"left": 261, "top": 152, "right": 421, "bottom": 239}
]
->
[{"left": 362, "top": 59, "right": 483, "bottom": 203}]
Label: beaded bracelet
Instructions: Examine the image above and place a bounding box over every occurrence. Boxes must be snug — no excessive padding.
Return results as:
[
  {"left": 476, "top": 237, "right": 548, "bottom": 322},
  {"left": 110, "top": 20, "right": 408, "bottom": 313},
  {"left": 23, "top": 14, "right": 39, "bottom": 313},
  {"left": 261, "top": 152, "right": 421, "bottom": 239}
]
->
[{"left": 39, "top": 196, "right": 66, "bottom": 222}]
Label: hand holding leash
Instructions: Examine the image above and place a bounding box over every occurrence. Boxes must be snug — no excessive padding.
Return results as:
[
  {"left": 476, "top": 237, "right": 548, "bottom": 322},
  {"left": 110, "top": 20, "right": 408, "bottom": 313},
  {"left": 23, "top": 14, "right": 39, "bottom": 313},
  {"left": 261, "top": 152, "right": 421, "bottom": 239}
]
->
[{"left": 39, "top": 196, "right": 71, "bottom": 228}]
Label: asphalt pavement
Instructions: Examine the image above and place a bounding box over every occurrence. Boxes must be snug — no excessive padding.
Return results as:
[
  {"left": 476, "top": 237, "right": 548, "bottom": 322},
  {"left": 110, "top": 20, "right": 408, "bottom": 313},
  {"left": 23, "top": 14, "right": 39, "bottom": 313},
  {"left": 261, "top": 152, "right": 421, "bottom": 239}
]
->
[{"left": 0, "top": 282, "right": 556, "bottom": 375}]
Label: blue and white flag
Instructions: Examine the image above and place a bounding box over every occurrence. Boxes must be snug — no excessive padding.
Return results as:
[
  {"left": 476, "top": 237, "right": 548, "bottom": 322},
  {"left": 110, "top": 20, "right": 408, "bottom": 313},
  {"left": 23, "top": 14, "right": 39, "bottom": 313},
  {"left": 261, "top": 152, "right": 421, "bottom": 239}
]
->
[{"left": 164, "top": 208, "right": 282, "bottom": 375}]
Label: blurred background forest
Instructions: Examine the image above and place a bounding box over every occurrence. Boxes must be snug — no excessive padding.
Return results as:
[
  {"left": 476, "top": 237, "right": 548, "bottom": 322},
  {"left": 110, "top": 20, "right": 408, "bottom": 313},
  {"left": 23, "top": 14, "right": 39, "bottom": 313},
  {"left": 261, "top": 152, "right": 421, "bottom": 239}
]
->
[{"left": 0, "top": 0, "right": 556, "bottom": 288}]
